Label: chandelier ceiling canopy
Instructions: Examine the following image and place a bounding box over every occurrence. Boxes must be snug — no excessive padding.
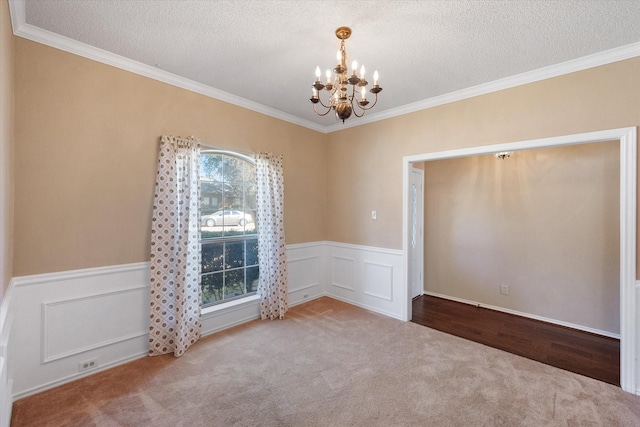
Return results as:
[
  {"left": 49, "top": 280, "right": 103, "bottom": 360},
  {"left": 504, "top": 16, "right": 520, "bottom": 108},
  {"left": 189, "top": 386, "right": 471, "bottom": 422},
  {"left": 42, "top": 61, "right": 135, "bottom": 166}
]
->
[{"left": 309, "top": 27, "right": 382, "bottom": 123}]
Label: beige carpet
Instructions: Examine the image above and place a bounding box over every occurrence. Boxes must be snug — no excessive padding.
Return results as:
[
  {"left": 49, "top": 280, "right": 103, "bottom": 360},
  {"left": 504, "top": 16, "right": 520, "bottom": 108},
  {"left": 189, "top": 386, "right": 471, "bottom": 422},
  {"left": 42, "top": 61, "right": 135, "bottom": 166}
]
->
[{"left": 11, "top": 297, "right": 640, "bottom": 426}]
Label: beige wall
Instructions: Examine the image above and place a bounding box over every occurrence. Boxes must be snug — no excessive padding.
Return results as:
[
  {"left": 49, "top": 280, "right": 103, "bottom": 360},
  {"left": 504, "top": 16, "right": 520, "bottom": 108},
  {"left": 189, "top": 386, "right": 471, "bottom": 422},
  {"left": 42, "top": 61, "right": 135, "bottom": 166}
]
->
[
  {"left": 9, "top": 30, "right": 640, "bottom": 282},
  {"left": 13, "top": 38, "right": 326, "bottom": 276},
  {"left": 0, "top": 0, "right": 14, "bottom": 300},
  {"left": 326, "top": 57, "right": 640, "bottom": 264},
  {"left": 422, "top": 142, "right": 620, "bottom": 333}
]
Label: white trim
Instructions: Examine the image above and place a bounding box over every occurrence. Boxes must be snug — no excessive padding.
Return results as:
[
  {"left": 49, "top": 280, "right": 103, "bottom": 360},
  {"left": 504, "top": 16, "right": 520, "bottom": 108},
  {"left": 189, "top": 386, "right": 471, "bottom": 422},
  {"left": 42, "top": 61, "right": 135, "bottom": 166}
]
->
[
  {"left": 288, "top": 255, "right": 320, "bottom": 264},
  {"left": 423, "top": 291, "right": 620, "bottom": 340},
  {"left": 403, "top": 127, "right": 637, "bottom": 394},
  {"left": 200, "top": 294, "right": 260, "bottom": 317},
  {"left": 327, "top": 293, "right": 404, "bottom": 321},
  {"left": 0, "top": 281, "right": 14, "bottom": 427},
  {"left": 326, "top": 241, "right": 403, "bottom": 256},
  {"left": 12, "top": 262, "right": 150, "bottom": 287},
  {"left": 289, "top": 283, "right": 321, "bottom": 293},
  {"left": 200, "top": 300, "right": 260, "bottom": 337},
  {"left": 9, "top": 0, "right": 640, "bottom": 134},
  {"left": 0, "top": 279, "right": 13, "bottom": 345},
  {"left": 286, "top": 241, "right": 327, "bottom": 250},
  {"left": 409, "top": 167, "right": 425, "bottom": 300},
  {"left": 12, "top": 351, "right": 148, "bottom": 401},
  {"left": 619, "top": 129, "right": 638, "bottom": 393}
]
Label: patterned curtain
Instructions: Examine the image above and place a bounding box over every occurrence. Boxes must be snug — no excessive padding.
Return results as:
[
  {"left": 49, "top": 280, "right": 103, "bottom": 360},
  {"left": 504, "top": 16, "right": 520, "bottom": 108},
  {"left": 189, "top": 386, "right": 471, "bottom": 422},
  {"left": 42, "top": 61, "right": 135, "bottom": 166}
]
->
[
  {"left": 149, "top": 135, "right": 202, "bottom": 357},
  {"left": 255, "top": 152, "right": 288, "bottom": 320}
]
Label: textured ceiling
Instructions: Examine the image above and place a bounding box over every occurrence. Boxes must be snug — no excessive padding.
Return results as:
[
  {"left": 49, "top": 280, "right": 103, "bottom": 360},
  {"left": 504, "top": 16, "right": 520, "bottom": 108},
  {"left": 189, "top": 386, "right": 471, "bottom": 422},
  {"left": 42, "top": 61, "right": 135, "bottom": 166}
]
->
[{"left": 14, "top": 0, "right": 640, "bottom": 131}]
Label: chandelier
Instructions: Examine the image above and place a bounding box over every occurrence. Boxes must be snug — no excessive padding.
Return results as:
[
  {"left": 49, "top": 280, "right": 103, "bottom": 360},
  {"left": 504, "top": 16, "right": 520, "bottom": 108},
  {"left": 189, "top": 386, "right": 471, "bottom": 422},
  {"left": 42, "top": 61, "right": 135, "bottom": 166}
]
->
[{"left": 309, "top": 27, "right": 382, "bottom": 123}]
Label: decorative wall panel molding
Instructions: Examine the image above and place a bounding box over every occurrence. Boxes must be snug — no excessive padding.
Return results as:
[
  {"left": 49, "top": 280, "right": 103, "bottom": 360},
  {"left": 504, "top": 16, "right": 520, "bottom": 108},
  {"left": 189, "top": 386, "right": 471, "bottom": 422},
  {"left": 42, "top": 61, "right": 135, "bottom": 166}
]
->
[
  {"left": 5, "top": 241, "right": 403, "bottom": 401},
  {"left": 331, "top": 256, "right": 356, "bottom": 291},
  {"left": 325, "top": 242, "right": 404, "bottom": 320},
  {"left": 9, "top": 263, "right": 151, "bottom": 399},
  {"left": 42, "top": 286, "right": 148, "bottom": 363},
  {"left": 363, "top": 262, "right": 393, "bottom": 301}
]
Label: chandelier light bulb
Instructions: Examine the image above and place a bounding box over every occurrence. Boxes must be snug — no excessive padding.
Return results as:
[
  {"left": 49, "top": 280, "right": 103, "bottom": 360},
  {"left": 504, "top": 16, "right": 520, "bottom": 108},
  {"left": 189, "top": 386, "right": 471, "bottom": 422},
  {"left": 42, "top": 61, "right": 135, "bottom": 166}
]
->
[
  {"left": 360, "top": 65, "right": 365, "bottom": 79},
  {"left": 361, "top": 86, "right": 366, "bottom": 100},
  {"left": 325, "top": 69, "right": 331, "bottom": 83},
  {"left": 373, "top": 70, "right": 379, "bottom": 85},
  {"left": 315, "top": 66, "right": 321, "bottom": 80},
  {"left": 352, "top": 60, "right": 357, "bottom": 74}
]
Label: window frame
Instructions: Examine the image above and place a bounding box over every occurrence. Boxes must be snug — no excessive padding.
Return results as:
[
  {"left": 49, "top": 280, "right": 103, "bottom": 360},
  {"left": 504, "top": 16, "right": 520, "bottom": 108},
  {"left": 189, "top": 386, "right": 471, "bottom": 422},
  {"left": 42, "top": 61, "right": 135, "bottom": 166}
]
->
[{"left": 199, "top": 148, "right": 259, "bottom": 309}]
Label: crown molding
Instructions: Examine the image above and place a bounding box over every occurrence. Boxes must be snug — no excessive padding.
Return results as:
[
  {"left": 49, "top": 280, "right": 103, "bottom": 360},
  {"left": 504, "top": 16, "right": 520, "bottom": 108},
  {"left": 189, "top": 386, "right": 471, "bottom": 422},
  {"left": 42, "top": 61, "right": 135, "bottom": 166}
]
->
[
  {"left": 9, "top": 0, "right": 640, "bottom": 135},
  {"left": 8, "top": 0, "right": 326, "bottom": 133},
  {"left": 326, "top": 40, "right": 640, "bottom": 133}
]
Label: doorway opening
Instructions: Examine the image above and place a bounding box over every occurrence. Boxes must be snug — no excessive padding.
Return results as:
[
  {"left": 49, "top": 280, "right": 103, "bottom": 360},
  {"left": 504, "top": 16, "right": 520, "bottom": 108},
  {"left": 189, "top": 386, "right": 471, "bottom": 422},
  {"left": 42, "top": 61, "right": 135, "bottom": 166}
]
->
[{"left": 402, "top": 127, "right": 637, "bottom": 393}]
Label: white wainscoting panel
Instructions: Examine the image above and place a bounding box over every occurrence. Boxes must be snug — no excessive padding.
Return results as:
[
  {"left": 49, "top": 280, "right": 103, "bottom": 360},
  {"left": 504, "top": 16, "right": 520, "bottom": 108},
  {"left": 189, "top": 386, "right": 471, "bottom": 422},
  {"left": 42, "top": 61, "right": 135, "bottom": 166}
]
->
[
  {"left": 287, "top": 242, "right": 326, "bottom": 307},
  {"left": 10, "top": 263, "right": 151, "bottom": 399},
  {"left": 6, "top": 242, "right": 327, "bottom": 400},
  {"left": 9, "top": 242, "right": 635, "bottom": 402},
  {"left": 331, "top": 256, "right": 356, "bottom": 292},
  {"left": 363, "top": 262, "right": 394, "bottom": 301},
  {"left": 326, "top": 242, "right": 404, "bottom": 320},
  {"left": 43, "top": 286, "right": 148, "bottom": 363}
]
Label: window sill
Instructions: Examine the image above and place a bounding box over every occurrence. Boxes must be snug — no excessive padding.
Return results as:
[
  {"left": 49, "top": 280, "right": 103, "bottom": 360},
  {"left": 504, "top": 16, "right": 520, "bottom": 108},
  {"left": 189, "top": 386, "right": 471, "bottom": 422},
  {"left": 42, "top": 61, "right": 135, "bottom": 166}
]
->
[{"left": 200, "top": 294, "right": 260, "bottom": 316}]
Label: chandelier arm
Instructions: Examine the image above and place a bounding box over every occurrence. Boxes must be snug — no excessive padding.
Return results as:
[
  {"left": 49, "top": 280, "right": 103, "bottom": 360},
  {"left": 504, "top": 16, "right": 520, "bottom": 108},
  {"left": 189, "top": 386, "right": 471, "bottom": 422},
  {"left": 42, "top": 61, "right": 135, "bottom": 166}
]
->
[
  {"left": 312, "top": 102, "right": 333, "bottom": 117},
  {"left": 351, "top": 94, "right": 365, "bottom": 118},
  {"left": 354, "top": 92, "right": 379, "bottom": 111},
  {"left": 316, "top": 93, "right": 333, "bottom": 109}
]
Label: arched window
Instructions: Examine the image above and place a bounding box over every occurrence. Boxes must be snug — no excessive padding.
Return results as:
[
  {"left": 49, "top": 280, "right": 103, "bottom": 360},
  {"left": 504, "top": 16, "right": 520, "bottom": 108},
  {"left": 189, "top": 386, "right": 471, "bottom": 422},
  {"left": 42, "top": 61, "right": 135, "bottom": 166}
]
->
[{"left": 200, "top": 150, "right": 258, "bottom": 307}]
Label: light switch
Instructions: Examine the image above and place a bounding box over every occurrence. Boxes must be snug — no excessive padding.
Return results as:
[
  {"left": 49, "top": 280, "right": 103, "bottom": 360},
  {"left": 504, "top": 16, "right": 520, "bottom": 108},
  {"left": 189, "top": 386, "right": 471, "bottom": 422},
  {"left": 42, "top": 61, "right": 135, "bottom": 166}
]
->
[{"left": 371, "top": 210, "right": 377, "bottom": 220}]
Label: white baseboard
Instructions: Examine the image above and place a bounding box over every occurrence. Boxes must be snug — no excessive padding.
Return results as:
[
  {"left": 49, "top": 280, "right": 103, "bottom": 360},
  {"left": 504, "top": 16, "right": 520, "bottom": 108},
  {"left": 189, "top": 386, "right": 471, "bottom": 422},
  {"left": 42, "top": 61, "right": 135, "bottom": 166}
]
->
[
  {"left": 13, "top": 351, "right": 147, "bottom": 401},
  {"left": 423, "top": 291, "right": 620, "bottom": 339},
  {"left": 327, "top": 293, "right": 404, "bottom": 321}
]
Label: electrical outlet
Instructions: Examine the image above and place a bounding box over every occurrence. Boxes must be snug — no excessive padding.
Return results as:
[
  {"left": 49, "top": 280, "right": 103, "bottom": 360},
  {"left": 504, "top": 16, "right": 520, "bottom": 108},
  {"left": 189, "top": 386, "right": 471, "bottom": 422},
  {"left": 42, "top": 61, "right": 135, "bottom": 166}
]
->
[
  {"left": 78, "top": 358, "right": 98, "bottom": 373},
  {"left": 500, "top": 285, "right": 510, "bottom": 295},
  {"left": 371, "top": 210, "right": 377, "bottom": 220}
]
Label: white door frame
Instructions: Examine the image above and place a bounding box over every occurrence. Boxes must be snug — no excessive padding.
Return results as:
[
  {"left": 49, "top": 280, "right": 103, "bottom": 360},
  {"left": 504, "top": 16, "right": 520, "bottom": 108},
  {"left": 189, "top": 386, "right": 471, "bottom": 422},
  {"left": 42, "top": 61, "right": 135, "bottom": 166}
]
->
[{"left": 401, "top": 127, "right": 637, "bottom": 394}]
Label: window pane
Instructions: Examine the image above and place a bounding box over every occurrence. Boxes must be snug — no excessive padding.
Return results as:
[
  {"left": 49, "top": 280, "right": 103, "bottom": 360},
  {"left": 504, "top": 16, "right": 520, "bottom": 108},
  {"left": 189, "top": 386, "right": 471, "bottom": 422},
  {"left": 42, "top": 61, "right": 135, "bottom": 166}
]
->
[
  {"left": 224, "top": 241, "right": 244, "bottom": 269},
  {"left": 246, "top": 266, "right": 259, "bottom": 293},
  {"left": 246, "top": 239, "right": 258, "bottom": 266},
  {"left": 201, "top": 273, "right": 223, "bottom": 305},
  {"left": 224, "top": 269, "right": 245, "bottom": 298},
  {"left": 202, "top": 242, "right": 224, "bottom": 273}
]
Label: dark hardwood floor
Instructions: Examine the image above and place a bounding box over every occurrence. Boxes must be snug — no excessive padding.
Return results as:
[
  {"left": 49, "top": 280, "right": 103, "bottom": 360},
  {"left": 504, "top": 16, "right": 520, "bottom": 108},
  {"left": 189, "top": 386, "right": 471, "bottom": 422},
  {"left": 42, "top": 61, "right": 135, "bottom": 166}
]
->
[{"left": 411, "top": 295, "right": 620, "bottom": 386}]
